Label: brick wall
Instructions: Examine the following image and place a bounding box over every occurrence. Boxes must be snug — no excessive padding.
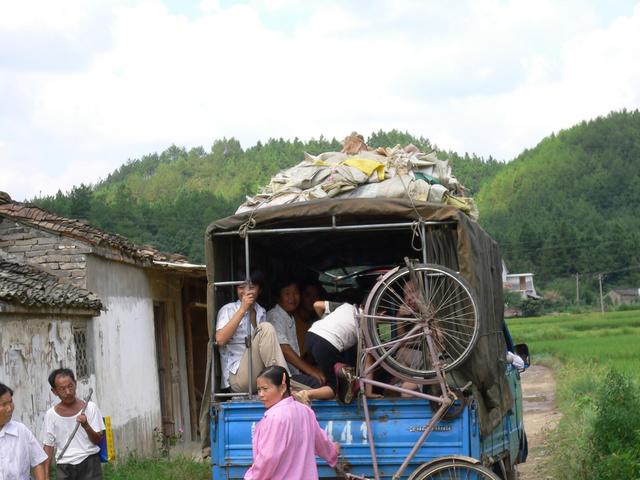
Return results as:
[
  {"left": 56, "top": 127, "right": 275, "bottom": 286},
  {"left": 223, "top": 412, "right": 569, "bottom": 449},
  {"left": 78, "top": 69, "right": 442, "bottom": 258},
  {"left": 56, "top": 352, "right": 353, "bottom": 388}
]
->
[{"left": 0, "top": 218, "right": 91, "bottom": 289}]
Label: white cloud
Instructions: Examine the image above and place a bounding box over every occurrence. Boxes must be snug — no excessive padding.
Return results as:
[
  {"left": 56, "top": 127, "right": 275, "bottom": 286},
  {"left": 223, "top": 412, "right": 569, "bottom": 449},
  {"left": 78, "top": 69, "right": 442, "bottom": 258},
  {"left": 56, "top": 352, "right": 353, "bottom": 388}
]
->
[{"left": 1, "top": 0, "right": 640, "bottom": 201}]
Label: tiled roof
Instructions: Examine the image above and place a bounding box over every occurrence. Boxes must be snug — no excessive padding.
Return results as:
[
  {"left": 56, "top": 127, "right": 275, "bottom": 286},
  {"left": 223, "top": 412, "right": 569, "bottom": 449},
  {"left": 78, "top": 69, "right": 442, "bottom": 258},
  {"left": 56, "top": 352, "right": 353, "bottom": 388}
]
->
[
  {"left": 0, "top": 260, "right": 103, "bottom": 311},
  {"left": 611, "top": 288, "right": 640, "bottom": 296},
  {"left": 0, "top": 193, "right": 187, "bottom": 263}
]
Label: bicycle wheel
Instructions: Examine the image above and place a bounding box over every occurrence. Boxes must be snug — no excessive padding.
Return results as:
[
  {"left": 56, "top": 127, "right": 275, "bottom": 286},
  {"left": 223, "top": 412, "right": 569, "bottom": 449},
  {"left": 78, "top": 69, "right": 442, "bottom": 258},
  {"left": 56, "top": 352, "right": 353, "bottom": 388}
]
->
[
  {"left": 408, "top": 458, "right": 501, "bottom": 480},
  {"left": 363, "top": 264, "right": 479, "bottom": 381}
]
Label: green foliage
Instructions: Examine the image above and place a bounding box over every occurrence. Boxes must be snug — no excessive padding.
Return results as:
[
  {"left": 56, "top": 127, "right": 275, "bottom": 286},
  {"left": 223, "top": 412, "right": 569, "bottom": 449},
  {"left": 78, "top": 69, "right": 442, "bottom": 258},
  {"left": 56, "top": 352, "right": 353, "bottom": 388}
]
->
[
  {"left": 613, "top": 301, "right": 640, "bottom": 312},
  {"left": 103, "top": 455, "right": 209, "bottom": 480},
  {"left": 562, "top": 370, "right": 640, "bottom": 480},
  {"left": 504, "top": 290, "right": 544, "bottom": 317},
  {"left": 519, "top": 298, "right": 544, "bottom": 317},
  {"left": 508, "top": 310, "right": 640, "bottom": 478},
  {"left": 477, "top": 110, "right": 640, "bottom": 294},
  {"left": 591, "top": 371, "right": 640, "bottom": 457},
  {"left": 446, "top": 152, "right": 504, "bottom": 195},
  {"left": 503, "top": 290, "right": 522, "bottom": 308},
  {"left": 29, "top": 131, "right": 501, "bottom": 263}
]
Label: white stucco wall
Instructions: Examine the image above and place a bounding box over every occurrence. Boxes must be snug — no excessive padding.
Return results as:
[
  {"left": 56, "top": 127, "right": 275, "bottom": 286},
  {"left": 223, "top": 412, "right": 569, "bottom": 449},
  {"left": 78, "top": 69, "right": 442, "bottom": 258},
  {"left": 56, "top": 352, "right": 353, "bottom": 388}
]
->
[
  {"left": 0, "top": 254, "right": 192, "bottom": 457},
  {"left": 0, "top": 316, "right": 97, "bottom": 440},
  {"left": 85, "top": 256, "right": 162, "bottom": 457}
]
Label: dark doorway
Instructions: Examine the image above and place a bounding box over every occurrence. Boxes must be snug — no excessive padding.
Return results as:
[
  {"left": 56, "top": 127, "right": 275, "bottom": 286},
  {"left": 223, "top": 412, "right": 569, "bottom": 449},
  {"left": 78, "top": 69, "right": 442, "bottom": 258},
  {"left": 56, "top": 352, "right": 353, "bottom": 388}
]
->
[
  {"left": 153, "top": 302, "right": 174, "bottom": 436},
  {"left": 183, "top": 279, "right": 208, "bottom": 440}
]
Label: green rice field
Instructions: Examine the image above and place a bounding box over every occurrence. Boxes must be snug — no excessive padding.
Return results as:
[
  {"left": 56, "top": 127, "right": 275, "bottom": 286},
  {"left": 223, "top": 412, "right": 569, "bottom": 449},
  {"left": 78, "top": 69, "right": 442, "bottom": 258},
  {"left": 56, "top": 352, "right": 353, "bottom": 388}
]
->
[{"left": 506, "top": 309, "right": 640, "bottom": 378}]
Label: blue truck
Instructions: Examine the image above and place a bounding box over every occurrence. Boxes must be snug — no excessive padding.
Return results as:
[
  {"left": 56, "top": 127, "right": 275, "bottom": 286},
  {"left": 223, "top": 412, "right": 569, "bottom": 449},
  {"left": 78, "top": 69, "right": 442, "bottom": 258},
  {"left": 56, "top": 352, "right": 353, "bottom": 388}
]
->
[{"left": 204, "top": 198, "right": 528, "bottom": 479}]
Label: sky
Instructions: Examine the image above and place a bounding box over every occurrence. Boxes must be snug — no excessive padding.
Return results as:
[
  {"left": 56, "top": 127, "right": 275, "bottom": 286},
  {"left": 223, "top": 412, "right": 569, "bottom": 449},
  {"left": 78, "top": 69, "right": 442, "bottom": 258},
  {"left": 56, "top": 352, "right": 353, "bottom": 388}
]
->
[{"left": 1, "top": 0, "right": 640, "bottom": 202}]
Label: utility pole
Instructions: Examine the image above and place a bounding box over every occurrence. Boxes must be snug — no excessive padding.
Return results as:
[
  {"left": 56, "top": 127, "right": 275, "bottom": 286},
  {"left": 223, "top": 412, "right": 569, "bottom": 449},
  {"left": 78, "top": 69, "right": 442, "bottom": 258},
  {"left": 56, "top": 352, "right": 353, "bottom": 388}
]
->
[
  {"left": 598, "top": 273, "right": 605, "bottom": 314},
  {"left": 575, "top": 273, "right": 580, "bottom": 305}
]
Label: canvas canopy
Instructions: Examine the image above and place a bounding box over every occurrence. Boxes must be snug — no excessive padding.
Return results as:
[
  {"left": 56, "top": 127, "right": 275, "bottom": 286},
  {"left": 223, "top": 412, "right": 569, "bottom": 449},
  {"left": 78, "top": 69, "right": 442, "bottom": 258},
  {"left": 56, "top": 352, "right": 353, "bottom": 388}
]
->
[{"left": 200, "top": 198, "right": 512, "bottom": 440}]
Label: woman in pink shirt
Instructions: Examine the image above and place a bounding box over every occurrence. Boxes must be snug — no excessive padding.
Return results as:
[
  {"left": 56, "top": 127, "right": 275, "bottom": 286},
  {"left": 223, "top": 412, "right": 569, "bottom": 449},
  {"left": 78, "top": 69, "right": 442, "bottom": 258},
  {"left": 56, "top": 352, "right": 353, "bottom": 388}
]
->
[{"left": 244, "top": 366, "right": 340, "bottom": 480}]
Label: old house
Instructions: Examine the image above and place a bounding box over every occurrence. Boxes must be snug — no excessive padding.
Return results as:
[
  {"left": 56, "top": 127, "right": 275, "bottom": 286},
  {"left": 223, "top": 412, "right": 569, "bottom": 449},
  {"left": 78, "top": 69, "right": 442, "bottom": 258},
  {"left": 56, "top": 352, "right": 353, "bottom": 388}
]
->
[
  {"left": 0, "top": 192, "right": 208, "bottom": 457},
  {"left": 502, "top": 261, "right": 539, "bottom": 299},
  {"left": 606, "top": 288, "right": 640, "bottom": 306}
]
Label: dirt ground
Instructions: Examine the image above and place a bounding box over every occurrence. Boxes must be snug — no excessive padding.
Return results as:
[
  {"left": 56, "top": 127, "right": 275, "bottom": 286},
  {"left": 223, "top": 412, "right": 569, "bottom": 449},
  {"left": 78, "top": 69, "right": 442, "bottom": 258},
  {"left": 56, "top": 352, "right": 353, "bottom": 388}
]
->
[{"left": 517, "top": 365, "right": 561, "bottom": 480}]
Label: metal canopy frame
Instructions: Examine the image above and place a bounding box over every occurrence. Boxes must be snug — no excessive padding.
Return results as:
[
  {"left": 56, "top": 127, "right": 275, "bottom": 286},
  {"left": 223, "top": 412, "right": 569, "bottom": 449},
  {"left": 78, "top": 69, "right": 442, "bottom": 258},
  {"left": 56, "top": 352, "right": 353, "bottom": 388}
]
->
[{"left": 210, "top": 216, "right": 457, "bottom": 403}]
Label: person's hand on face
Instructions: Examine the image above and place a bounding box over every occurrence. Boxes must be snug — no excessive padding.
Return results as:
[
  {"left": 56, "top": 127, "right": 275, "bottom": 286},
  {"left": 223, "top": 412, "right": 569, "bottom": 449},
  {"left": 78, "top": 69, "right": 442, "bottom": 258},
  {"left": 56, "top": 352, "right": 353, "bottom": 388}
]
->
[{"left": 239, "top": 283, "right": 259, "bottom": 312}]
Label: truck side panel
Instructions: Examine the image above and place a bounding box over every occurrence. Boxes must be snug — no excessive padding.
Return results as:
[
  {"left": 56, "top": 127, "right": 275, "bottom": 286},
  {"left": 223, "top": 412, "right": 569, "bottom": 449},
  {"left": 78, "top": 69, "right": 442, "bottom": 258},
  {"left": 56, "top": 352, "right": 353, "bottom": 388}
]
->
[
  {"left": 480, "top": 367, "right": 526, "bottom": 466},
  {"left": 212, "top": 398, "right": 478, "bottom": 479}
]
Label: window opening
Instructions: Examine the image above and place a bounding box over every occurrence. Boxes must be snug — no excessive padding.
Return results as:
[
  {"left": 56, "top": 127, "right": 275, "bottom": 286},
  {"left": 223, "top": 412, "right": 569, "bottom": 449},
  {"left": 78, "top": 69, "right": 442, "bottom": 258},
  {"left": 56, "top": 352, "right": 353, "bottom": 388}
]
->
[{"left": 73, "top": 325, "right": 89, "bottom": 379}]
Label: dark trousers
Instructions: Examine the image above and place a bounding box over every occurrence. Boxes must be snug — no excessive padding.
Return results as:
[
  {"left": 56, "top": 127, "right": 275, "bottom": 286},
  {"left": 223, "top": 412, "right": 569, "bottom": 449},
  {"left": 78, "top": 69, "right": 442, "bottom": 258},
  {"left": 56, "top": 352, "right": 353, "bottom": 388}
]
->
[
  {"left": 57, "top": 453, "right": 102, "bottom": 480},
  {"left": 305, "top": 331, "right": 356, "bottom": 393},
  {"left": 291, "top": 373, "right": 321, "bottom": 389}
]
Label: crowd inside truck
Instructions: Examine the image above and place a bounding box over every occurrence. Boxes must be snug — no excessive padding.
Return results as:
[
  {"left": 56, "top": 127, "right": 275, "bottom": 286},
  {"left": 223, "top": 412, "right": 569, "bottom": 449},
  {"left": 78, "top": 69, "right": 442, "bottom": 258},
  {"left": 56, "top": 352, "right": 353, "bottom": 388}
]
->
[
  {"left": 201, "top": 136, "right": 528, "bottom": 479},
  {"left": 202, "top": 198, "right": 529, "bottom": 480}
]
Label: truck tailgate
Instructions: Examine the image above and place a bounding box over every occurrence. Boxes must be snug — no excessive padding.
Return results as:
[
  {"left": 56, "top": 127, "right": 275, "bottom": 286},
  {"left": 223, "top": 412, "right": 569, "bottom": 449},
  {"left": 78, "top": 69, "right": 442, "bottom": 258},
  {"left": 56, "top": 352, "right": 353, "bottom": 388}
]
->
[{"left": 211, "top": 398, "right": 478, "bottom": 479}]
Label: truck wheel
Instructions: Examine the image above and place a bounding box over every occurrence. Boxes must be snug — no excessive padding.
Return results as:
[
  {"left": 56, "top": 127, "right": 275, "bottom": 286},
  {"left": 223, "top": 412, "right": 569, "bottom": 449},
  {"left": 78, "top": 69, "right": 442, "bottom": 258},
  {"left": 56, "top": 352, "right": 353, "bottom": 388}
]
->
[
  {"left": 497, "top": 457, "right": 519, "bottom": 480},
  {"left": 364, "top": 263, "right": 479, "bottom": 382},
  {"left": 408, "top": 458, "right": 501, "bottom": 479}
]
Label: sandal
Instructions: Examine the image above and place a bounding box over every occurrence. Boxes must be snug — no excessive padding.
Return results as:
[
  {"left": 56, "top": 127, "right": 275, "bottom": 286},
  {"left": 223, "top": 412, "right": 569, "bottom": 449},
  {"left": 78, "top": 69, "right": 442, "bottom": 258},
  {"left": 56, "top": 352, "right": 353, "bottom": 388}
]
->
[
  {"left": 293, "top": 390, "right": 311, "bottom": 406},
  {"left": 334, "top": 363, "right": 359, "bottom": 405}
]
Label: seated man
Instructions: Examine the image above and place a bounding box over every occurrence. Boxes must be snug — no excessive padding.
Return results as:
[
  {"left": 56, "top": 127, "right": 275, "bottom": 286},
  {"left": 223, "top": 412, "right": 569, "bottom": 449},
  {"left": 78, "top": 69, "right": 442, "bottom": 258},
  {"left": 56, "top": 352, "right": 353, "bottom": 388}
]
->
[
  {"left": 216, "top": 272, "right": 290, "bottom": 393},
  {"left": 267, "top": 280, "right": 324, "bottom": 389}
]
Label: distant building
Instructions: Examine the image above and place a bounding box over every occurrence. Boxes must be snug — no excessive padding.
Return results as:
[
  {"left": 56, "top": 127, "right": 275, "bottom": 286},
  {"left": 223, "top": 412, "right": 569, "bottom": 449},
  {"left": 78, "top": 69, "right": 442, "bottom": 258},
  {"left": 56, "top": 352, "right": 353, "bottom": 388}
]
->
[
  {"left": 606, "top": 288, "right": 640, "bottom": 305},
  {"left": 0, "top": 192, "right": 207, "bottom": 457},
  {"left": 502, "top": 261, "right": 540, "bottom": 299}
]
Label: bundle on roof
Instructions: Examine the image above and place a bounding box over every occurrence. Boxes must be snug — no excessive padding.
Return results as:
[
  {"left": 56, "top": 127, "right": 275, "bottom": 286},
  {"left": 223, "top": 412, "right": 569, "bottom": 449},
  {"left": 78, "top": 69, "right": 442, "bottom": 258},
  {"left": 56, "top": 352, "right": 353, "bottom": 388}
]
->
[{"left": 237, "top": 133, "right": 479, "bottom": 219}]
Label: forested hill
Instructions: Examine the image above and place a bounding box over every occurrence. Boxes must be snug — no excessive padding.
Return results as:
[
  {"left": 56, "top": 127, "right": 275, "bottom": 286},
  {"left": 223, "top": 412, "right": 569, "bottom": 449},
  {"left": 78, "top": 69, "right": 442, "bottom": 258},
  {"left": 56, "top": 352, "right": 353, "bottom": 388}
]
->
[
  {"left": 477, "top": 110, "right": 640, "bottom": 298},
  {"left": 31, "top": 130, "right": 502, "bottom": 263}
]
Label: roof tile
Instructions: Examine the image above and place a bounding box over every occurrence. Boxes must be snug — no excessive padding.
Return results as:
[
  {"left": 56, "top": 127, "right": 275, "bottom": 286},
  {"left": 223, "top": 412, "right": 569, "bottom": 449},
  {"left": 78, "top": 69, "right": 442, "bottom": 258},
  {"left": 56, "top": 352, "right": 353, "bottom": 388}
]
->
[{"left": 0, "top": 260, "right": 103, "bottom": 310}]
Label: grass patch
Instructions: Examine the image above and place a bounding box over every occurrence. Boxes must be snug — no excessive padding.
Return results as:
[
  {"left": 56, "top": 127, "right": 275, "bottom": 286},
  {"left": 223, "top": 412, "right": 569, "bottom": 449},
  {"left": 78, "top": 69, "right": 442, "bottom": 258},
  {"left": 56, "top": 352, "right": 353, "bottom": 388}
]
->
[
  {"left": 507, "top": 310, "right": 640, "bottom": 478},
  {"left": 103, "top": 455, "right": 209, "bottom": 480},
  {"left": 509, "top": 310, "right": 640, "bottom": 379}
]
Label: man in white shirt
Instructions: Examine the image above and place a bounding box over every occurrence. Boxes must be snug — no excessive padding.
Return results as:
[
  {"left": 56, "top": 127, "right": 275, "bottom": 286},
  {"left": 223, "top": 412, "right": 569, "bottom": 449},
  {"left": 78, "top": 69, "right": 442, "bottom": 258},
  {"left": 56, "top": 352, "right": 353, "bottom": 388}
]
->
[
  {"left": 42, "top": 369, "right": 105, "bottom": 480},
  {"left": 267, "top": 280, "right": 324, "bottom": 388},
  {"left": 0, "top": 382, "right": 47, "bottom": 480},
  {"left": 216, "top": 272, "right": 290, "bottom": 393}
]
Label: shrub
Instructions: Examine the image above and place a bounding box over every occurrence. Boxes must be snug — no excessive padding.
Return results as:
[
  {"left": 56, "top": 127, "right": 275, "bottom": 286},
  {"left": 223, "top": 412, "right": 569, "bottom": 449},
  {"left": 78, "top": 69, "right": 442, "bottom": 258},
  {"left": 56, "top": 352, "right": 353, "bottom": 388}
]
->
[
  {"left": 591, "top": 370, "right": 640, "bottom": 456},
  {"left": 615, "top": 301, "right": 640, "bottom": 312},
  {"left": 520, "top": 298, "right": 544, "bottom": 317},
  {"left": 591, "top": 451, "right": 640, "bottom": 480},
  {"left": 581, "top": 370, "right": 640, "bottom": 478}
]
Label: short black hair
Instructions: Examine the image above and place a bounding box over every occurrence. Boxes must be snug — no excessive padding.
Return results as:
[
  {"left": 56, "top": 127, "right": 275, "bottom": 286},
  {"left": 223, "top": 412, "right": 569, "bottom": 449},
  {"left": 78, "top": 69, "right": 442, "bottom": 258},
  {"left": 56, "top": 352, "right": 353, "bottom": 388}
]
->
[
  {"left": 48, "top": 368, "right": 76, "bottom": 389},
  {"left": 0, "top": 382, "right": 13, "bottom": 397},
  {"left": 272, "top": 278, "right": 299, "bottom": 298},
  {"left": 300, "top": 279, "right": 327, "bottom": 296},
  {"left": 257, "top": 365, "right": 291, "bottom": 396},
  {"left": 237, "top": 270, "right": 265, "bottom": 288}
]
